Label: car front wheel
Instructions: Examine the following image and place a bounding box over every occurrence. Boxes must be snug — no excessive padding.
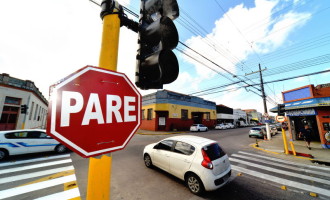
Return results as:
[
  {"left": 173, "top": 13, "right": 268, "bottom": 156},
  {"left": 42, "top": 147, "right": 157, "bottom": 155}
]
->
[
  {"left": 186, "top": 174, "right": 204, "bottom": 195},
  {"left": 144, "top": 154, "right": 153, "bottom": 168}
]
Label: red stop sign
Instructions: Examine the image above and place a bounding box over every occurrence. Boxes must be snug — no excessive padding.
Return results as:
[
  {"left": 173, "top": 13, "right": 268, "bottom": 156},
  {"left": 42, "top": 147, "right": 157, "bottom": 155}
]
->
[{"left": 47, "top": 66, "right": 141, "bottom": 158}]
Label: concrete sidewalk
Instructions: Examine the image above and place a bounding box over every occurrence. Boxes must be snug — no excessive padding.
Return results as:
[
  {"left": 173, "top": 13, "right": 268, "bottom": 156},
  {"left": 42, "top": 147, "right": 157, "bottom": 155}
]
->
[{"left": 253, "top": 131, "right": 330, "bottom": 165}]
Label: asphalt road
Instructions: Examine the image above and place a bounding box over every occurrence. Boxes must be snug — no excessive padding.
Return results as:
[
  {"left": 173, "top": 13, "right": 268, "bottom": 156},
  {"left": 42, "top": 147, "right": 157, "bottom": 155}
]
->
[
  {"left": 73, "top": 127, "right": 319, "bottom": 200},
  {"left": 2, "top": 127, "right": 329, "bottom": 199}
]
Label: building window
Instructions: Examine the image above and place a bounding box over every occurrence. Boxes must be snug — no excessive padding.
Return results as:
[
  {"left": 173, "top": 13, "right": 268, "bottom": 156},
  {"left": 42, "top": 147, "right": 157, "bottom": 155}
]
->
[
  {"left": 181, "top": 109, "right": 188, "bottom": 120},
  {"left": 147, "top": 109, "right": 153, "bottom": 120},
  {"left": 34, "top": 104, "right": 39, "bottom": 121},
  {"left": 29, "top": 102, "right": 34, "bottom": 120},
  {"left": 205, "top": 112, "right": 210, "bottom": 121},
  {"left": 142, "top": 109, "right": 145, "bottom": 120},
  {"left": 4, "top": 96, "right": 21, "bottom": 105}
]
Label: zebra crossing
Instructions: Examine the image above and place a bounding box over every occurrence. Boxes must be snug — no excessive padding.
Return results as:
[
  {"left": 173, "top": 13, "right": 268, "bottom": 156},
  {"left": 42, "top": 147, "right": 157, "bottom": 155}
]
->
[
  {"left": 0, "top": 154, "right": 80, "bottom": 200},
  {"left": 230, "top": 151, "right": 330, "bottom": 199}
]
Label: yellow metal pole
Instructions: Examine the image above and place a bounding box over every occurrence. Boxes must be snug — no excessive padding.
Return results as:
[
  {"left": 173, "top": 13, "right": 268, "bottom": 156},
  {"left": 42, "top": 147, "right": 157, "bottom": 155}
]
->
[
  {"left": 86, "top": 12, "right": 121, "bottom": 200},
  {"left": 289, "top": 141, "right": 296, "bottom": 156},
  {"left": 282, "top": 128, "right": 289, "bottom": 155}
]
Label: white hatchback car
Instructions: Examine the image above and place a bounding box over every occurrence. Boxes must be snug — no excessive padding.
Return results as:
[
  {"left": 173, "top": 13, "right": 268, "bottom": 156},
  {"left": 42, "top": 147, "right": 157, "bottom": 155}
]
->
[
  {"left": 0, "top": 129, "right": 67, "bottom": 160},
  {"left": 190, "top": 124, "right": 208, "bottom": 132},
  {"left": 215, "top": 124, "right": 226, "bottom": 130},
  {"left": 143, "top": 136, "right": 231, "bottom": 194}
]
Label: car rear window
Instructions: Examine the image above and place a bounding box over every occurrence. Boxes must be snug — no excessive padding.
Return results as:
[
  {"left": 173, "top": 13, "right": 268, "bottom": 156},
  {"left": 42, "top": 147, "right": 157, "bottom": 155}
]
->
[
  {"left": 251, "top": 128, "right": 261, "bottom": 131},
  {"left": 203, "top": 143, "right": 226, "bottom": 161}
]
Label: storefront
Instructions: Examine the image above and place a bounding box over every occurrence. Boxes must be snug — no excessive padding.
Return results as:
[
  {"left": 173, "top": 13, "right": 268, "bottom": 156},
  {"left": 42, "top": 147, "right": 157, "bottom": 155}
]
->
[{"left": 275, "top": 84, "right": 330, "bottom": 149}]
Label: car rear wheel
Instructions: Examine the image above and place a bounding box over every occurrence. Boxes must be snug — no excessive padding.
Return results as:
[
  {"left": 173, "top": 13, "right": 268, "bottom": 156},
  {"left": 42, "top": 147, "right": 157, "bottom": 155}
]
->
[
  {"left": 186, "top": 173, "right": 204, "bottom": 195},
  {"left": 0, "top": 149, "right": 8, "bottom": 160},
  {"left": 55, "top": 144, "right": 67, "bottom": 153},
  {"left": 144, "top": 154, "right": 153, "bottom": 168}
]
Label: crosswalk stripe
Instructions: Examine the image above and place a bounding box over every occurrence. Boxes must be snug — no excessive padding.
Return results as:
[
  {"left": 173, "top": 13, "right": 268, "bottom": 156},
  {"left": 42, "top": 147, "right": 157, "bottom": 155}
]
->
[
  {"left": 229, "top": 157, "right": 330, "bottom": 185},
  {"left": 231, "top": 154, "right": 330, "bottom": 178},
  {"left": 0, "top": 166, "right": 74, "bottom": 184},
  {"left": 232, "top": 165, "right": 330, "bottom": 198},
  {"left": 0, "top": 154, "right": 70, "bottom": 168},
  {"left": 238, "top": 151, "right": 330, "bottom": 171},
  {"left": 34, "top": 188, "right": 80, "bottom": 200},
  {"left": 0, "top": 174, "right": 77, "bottom": 199},
  {"left": 0, "top": 159, "right": 72, "bottom": 175}
]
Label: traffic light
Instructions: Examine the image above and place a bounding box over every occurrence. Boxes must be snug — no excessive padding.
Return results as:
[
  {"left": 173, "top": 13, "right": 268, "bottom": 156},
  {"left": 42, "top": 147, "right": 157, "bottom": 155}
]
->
[
  {"left": 136, "top": 0, "right": 180, "bottom": 90},
  {"left": 21, "top": 104, "right": 28, "bottom": 114},
  {"left": 277, "top": 104, "right": 285, "bottom": 116}
]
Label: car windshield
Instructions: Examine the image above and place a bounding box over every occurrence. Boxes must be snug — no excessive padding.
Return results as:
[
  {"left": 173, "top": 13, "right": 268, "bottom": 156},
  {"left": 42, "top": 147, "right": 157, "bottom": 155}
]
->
[
  {"left": 192, "top": 124, "right": 198, "bottom": 126},
  {"left": 203, "top": 143, "right": 226, "bottom": 161},
  {"left": 251, "top": 128, "right": 261, "bottom": 131}
]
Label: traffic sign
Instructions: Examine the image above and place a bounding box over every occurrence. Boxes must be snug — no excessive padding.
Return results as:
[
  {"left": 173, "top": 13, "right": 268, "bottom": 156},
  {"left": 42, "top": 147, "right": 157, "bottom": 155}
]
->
[
  {"left": 276, "top": 115, "right": 287, "bottom": 123},
  {"left": 47, "top": 66, "right": 141, "bottom": 158}
]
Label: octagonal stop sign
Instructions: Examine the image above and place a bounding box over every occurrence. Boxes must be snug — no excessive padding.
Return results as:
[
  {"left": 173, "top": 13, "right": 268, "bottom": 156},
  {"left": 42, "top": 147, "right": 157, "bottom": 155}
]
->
[{"left": 46, "top": 66, "right": 141, "bottom": 158}]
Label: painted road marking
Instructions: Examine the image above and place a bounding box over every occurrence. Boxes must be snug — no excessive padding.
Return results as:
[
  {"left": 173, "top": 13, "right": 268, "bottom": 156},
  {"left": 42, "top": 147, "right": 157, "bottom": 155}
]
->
[
  {"left": 229, "top": 157, "right": 330, "bottom": 185},
  {"left": 34, "top": 188, "right": 80, "bottom": 200},
  {"left": 231, "top": 165, "right": 330, "bottom": 198},
  {"left": 238, "top": 151, "right": 330, "bottom": 171},
  {"left": 0, "top": 174, "right": 77, "bottom": 199},
  {"left": 0, "top": 154, "right": 70, "bottom": 167},
  {"left": 0, "top": 166, "right": 74, "bottom": 184},
  {"left": 231, "top": 154, "right": 330, "bottom": 178},
  {"left": 0, "top": 159, "right": 72, "bottom": 174}
]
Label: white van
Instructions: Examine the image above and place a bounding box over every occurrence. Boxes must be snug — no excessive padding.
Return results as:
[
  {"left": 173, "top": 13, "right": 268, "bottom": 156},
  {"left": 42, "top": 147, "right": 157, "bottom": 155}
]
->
[{"left": 0, "top": 129, "right": 67, "bottom": 160}]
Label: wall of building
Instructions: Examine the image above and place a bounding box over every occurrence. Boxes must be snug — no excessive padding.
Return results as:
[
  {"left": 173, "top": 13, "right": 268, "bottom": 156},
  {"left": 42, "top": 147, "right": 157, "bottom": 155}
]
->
[
  {"left": 141, "top": 90, "right": 217, "bottom": 131},
  {"left": 0, "top": 86, "right": 48, "bottom": 130},
  {"left": 316, "top": 108, "right": 330, "bottom": 148}
]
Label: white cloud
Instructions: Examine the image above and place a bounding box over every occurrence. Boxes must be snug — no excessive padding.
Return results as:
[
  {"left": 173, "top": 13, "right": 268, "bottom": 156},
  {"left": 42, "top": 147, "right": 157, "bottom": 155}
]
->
[{"left": 180, "top": 0, "right": 311, "bottom": 112}]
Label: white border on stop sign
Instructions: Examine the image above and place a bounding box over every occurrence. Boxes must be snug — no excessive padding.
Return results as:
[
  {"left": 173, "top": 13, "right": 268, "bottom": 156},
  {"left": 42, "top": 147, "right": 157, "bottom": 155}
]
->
[{"left": 50, "top": 66, "right": 141, "bottom": 157}]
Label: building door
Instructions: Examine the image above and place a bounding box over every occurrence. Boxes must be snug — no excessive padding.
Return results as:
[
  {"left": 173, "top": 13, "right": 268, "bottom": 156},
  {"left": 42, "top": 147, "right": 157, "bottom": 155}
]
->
[
  {"left": 0, "top": 106, "right": 19, "bottom": 130},
  {"left": 191, "top": 112, "right": 203, "bottom": 124},
  {"left": 156, "top": 111, "right": 168, "bottom": 131},
  {"left": 293, "top": 116, "right": 320, "bottom": 141}
]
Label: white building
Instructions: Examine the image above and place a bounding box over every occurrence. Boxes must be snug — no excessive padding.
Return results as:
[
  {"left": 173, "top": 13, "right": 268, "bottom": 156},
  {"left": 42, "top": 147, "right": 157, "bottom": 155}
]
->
[
  {"left": 0, "top": 73, "right": 48, "bottom": 130},
  {"left": 233, "top": 109, "right": 248, "bottom": 127}
]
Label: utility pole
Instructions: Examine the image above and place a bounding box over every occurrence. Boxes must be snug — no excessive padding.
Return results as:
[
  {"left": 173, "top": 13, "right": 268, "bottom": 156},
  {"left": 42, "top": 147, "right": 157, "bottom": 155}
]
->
[
  {"left": 245, "top": 64, "right": 271, "bottom": 140},
  {"left": 259, "top": 63, "right": 271, "bottom": 140}
]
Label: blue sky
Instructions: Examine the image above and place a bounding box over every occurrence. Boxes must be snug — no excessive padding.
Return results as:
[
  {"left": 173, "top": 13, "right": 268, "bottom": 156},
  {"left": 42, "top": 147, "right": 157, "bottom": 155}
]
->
[{"left": 1, "top": 0, "right": 329, "bottom": 114}]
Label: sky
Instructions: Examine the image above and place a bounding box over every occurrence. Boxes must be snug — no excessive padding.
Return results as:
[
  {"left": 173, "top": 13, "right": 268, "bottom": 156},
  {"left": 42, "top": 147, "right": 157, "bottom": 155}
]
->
[{"left": 1, "top": 0, "right": 330, "bottom": 115}]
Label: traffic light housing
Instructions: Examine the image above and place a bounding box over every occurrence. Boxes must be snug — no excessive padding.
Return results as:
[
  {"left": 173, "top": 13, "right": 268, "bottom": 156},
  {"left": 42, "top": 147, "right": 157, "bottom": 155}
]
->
[
  {"left": 277, "top": 104, "right": 285, "bottom": 116},
  {"left": 21, "top": 104, "right": 28, "bottom": 114},
  {"left": 136, "top": 0, "right": 180, "bottom": 90}
]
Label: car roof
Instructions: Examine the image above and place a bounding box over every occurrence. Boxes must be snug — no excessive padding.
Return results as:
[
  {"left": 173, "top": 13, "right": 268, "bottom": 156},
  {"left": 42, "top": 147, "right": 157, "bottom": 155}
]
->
[
  {"left": 164, "top": 135, "right": 215, "bottom": 147},
  {"left": 0, "top": 129, "right": 46, "bottom": 133}
]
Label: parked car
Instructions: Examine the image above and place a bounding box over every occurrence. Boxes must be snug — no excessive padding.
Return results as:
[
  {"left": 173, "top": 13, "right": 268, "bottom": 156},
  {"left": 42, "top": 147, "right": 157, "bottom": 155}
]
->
[
  {"left": 215, "top": 124, "right": 227, "bottom": 130},
  {"left": 248, "top": 127, "right": 266, "bottom": 138},
  {"left": 143, "top": 135, "right": 231, "bottom": 195},
  {"left": 190, "top": 124, "right": 208, "bottom": 132},
  {"left": 0, "top": 129, "right": 67, "bottom": 160},
  {"left": 226, "top": 123, "right": 235, "bottom": 129}
]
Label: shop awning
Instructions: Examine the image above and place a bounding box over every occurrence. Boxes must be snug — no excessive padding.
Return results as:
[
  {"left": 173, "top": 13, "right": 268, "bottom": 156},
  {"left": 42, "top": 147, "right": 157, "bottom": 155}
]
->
[{"left": 270, "top": 97, "right": 330, "bottom": 112}]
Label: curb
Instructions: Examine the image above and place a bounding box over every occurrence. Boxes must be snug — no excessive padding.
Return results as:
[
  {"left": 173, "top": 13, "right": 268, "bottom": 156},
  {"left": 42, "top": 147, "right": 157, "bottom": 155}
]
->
[{"left": 251, "top": 140, "right": 313, "bottom": 160}]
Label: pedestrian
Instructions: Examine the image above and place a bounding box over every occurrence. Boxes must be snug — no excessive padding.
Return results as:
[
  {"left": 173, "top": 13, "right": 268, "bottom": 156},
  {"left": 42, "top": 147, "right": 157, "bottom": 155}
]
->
[{"left": 299, "top": 125, "right": 312, "bottom": 150}]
